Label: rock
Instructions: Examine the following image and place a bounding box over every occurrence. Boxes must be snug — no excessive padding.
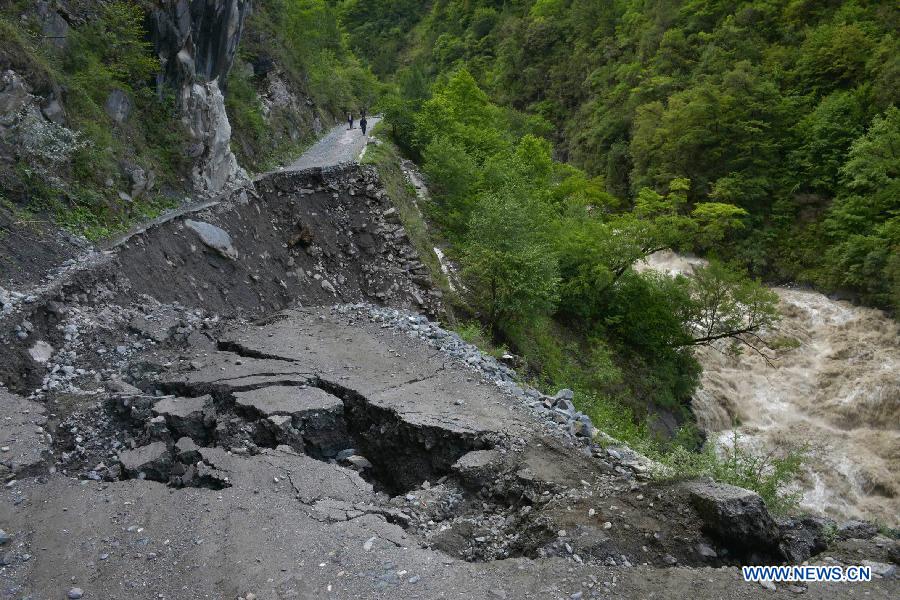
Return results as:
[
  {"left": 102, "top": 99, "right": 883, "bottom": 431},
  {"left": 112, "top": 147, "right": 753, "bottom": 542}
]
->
[
  {"left": 0, "top": 529, "right": 10, "bottom": 545},
  {"left": 838, "top": 520, "right": 878, "bottom": 540},
  {"left": 343, "top": 455, "right": 372, "bottom": 471},
  {"left": 41, "top": 97, "right": 65, "bottom": 124},
  {"left": 153, "top": 395, "right": 215, "bottom": 441},
  {"left": 861, "top": 560, "right": 896, "bottom": 579},
  {"left": 106, "top": 378, "right": 142, "bottom": 396},
  {"left": 778, "top": 516, "right": 831, "bottom": 563},
  {"left": 696, "top": 543, "right": 718, "bottom": 560},
  {"left": 28, "top": 340, "right": 54, "bottom": 364},
  {"left": 554, "top": 389, "right": 575, "bottom": 401},
  {"left": 175, "top": 437, "right": 202, "bottom": 464},
  {"left": 686, "top": 481, "right": 781, "bottom": 556},
  {"left": 451, "top": 450, "right": 505, "bottom": 488},
  {"left": 233, "top": 386, "right": 348, "bottom": 456},
  {"left": 104, "top": 88, "right": 132, "bottom": 123},
  {"left": 119, "top": 442, "right": 173, "bottom": 482},
  {"left": 0, "top": 70, "right": 30, "bottom": 126},
  {"left": 180, "top": 81, "right": 248, "bottom": 193},
  {"left": 67, "top": 588, "right": 84, "bottom": 599},
  {"left": 185, "top": 220, "right": 238, "bottom": 260}
]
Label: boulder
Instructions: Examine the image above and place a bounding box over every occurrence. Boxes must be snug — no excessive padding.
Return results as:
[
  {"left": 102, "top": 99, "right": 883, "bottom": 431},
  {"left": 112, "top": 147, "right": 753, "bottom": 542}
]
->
[
  {"left": 119, "top": 442, "right": 172, "bottom": 481},
  {"left": 452, "top": 450, "right": 505, "bottom": 488},
  {"left": 686, "top": 481, "right": 781, "bottom": 556},
  {"left": 174, "top": 437, "right": 202, "bottom": 464},
  {"left": 778, "top": 516, "right": 832, "bottom": 563},
  {"left": 185, "top": 220, "right": 238, "bottom": 260}
]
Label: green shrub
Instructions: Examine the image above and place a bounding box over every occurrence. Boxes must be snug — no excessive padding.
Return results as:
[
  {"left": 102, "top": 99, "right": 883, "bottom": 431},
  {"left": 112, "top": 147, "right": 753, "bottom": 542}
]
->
[{"left": 654, "top": 433, "right": 806, "bottom": 514}]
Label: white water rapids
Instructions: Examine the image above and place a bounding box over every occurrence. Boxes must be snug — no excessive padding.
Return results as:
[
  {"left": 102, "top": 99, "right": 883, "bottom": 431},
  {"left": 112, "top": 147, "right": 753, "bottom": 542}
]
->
[{"left": 640, "top": 251, "right": 900, "bottom": 526}]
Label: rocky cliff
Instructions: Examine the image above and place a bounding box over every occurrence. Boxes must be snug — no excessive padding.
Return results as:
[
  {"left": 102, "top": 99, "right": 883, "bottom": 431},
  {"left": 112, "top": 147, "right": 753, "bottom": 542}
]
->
[{"left": 151, "top": 0, "right": 251, "bottom": 193}]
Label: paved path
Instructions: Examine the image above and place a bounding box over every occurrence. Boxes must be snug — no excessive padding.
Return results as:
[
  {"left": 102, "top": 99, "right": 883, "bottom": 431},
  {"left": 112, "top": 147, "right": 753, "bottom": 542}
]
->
[{"left": 289, "top": 116, "right": 381, "bottom": 170}]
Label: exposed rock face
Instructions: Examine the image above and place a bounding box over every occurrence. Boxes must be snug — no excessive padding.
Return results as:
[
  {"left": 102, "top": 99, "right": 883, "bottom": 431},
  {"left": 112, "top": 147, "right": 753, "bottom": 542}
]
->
[
  {"left": 151, "top": 0, "right": 250, "bottom": 94},
  {"left": 150, "top": 0, "right": 251, "bottom": 194}
]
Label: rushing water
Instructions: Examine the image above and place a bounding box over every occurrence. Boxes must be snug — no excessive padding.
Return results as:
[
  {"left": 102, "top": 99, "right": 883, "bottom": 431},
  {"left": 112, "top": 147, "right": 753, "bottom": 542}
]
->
[{"left": 640, "top": 251, "right": 900, "bottom": 526}]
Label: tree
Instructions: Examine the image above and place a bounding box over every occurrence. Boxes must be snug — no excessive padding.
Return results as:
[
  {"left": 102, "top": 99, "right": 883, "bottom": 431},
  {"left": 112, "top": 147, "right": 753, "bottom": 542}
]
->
[
  {"left": 462, "top": 189, "right": 559, "bottom": 330},
  {"left": 821, "top": 107, "right": 900, "bottom": 309},
  {"left": 670, "top": 262, "right": 780, "bottom": 355}
]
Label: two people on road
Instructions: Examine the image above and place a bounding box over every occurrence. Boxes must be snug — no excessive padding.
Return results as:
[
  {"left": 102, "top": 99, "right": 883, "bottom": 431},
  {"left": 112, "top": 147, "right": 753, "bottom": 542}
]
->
[{"left": 348, "top": 109, "right": 368, "bottom": 135}]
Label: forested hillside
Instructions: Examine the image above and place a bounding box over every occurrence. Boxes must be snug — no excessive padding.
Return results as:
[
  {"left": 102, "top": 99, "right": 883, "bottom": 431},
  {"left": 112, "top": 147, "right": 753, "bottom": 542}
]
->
[{"left": 342, "top": 0, "right": 899, "bottom": 312}]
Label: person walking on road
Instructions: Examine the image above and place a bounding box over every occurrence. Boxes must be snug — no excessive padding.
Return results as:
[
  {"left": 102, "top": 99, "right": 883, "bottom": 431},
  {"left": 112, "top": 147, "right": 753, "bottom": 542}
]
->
[
  {"left": 348, "top": 112, "right": 354, "bottom": 130},
  {"left": 360, "top": 116, "right": 368, "bottom": 136}
]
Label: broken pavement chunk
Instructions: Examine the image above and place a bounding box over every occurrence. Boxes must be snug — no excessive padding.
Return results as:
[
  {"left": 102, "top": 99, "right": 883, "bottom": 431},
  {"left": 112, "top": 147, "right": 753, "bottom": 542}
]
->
[
  {"left": 234, "top": 386, "right": 348, "bottom": 457},
  {"left": 152, "top": 395, "right": 216, "bottom": 441},
  {"left": 119, "top": 441, "right": 173, "bottom": 481}
]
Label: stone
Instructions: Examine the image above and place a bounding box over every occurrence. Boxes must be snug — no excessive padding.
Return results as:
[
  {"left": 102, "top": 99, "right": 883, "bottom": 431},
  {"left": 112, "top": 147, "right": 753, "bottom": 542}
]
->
[
  {"left": 687, "top": 481, "right": 781, "bottom": 555},
  {"left": 861, "top": 560, "right": 896, "bottom": 579},
  {"left": 174, "top": 437, "right": 202, "bottom": 464},
  {"left": 185, "top": 220, "right": 238, "bottom": 260},
  {"left": 0, "top": 70, "right": 30, "bottom": 126},
  {"left": 451, "top": 450, "right": 504, "bottom": 488},
  {"left": 554, "top": 389, "right": 575, "bottom": 401},
  {"left": 104, "top": 88, "right": 132, "bottom": 123},
  {"left": 778, "top": 517, "right": 831, "bottom": 563},
  {"left": 233, "top": 386, "right": 348, "bottom": 456},
  {"left": 28, "top": 340, "right": 54, "bottom": 364},
  {"left": 67, "top": 588, "right": 84, "bottom": 599},
  {"left": 153, "top": 395, "right": 215, "bottom": 440},
  {"left": 343, "top": 455, "right": 372, "bottom": 471},
  {"left": 696, "top": 543, "right": 718, "bottom": 559},
  {"left": 838, "top": 520, "right": 878, "bottom": 540},
  {"left": 0, "top": 529, "right": 10, "bottom": 545},
  {"left": 180, "top": 81, "right": 248, "bottom": 193},
  {"left": 119, "top": 442, "right": 173, "bottom": 482},
  {"left": 41, "top": 97, "right": 65, "bottom": 124}
]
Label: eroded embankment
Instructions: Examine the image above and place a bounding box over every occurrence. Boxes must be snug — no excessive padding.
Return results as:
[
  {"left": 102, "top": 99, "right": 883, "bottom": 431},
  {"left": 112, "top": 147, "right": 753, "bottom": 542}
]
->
[{"left": 0, "top": 164, "right": 442, "bottom": 394}]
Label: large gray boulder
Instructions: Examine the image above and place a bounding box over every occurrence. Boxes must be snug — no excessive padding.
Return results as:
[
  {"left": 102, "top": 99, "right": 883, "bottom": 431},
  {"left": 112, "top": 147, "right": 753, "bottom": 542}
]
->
[
  {"left": 686, "top": 481, "right": 781, "bottom": 555},
  {"left": 104, "top": 88, "right": 132, "bottom": 123},
  {"left": 185, "top": 219, "right": 238, "bottom": 259}
]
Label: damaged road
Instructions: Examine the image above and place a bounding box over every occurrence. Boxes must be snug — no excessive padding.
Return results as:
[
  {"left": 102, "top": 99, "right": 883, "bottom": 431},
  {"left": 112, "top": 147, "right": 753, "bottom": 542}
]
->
[
  {"left": 2, "top": 306, "right": 898, "bottom": 599},
  {"left": 0, "top": 151, "right": 896, "bottom": 598}
]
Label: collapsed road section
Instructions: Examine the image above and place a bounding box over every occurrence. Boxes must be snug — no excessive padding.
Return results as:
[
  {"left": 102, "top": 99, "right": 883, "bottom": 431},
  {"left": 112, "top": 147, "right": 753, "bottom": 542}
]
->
[{"left": 0, "top": 162, "right": 897, "bottom": 598}]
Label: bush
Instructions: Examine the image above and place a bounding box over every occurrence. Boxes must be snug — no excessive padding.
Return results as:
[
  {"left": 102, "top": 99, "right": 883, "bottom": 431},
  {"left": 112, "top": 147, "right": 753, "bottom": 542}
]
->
[{"left": 654, "top": 433, "right": 805, "bottom": 514}]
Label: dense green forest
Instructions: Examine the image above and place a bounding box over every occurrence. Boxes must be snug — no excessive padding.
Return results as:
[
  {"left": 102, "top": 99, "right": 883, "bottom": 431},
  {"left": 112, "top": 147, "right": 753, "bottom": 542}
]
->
[{"left": 342, "top": 0, "right": 899, "bottom": 314}]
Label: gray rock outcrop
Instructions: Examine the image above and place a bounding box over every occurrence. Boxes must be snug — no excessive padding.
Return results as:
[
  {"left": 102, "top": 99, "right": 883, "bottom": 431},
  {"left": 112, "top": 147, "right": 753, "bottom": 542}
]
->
[{"left": 150, "top": 0, "right": 250, "bottom": 194}]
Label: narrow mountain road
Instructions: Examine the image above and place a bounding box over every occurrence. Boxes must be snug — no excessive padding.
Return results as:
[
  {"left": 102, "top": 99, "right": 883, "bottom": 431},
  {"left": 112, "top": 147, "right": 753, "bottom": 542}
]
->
[{"left": 289, "top": 116, "right": 382, "bottom": 170}]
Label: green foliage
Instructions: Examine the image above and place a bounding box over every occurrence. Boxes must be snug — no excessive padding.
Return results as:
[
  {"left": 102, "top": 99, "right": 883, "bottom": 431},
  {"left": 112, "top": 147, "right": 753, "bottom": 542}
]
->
[
  {"left": 655, "top": 433, "right": 806, "bottom": 514},
  {"left": 819, "top": 107, "right": 900, "bottom": 310},
  {"left": 463, "top": 189, "right": 560, "bottom": 328},
  {"left": 248, "top": 0, "right": 378, "bottom": 114},
  {"left": 0, "top": 2, "right": 191, "bottom": 240},
  {"left": 341, "top": 0, "right": 900, "bottom": 312}
]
